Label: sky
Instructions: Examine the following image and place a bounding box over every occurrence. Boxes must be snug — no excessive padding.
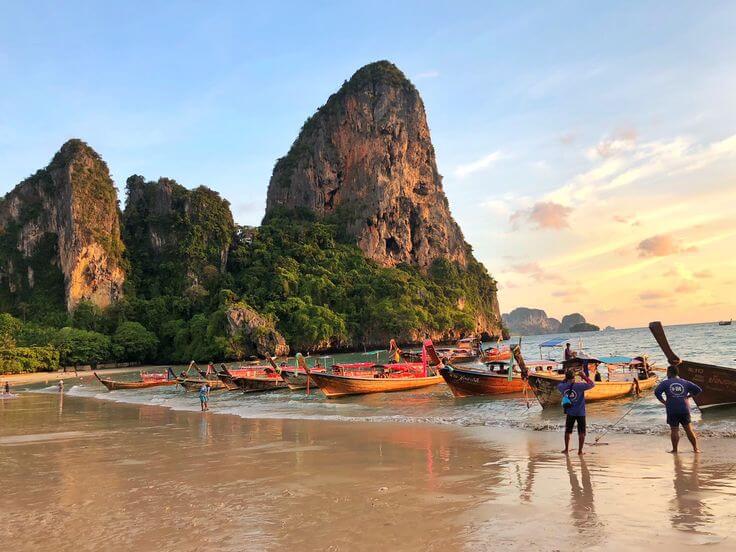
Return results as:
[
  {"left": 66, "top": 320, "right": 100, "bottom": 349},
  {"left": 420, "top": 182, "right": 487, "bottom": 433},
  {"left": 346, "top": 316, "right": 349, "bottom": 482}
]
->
[{"left": 1, "top": 1, "right": 735, "bottom": 329}]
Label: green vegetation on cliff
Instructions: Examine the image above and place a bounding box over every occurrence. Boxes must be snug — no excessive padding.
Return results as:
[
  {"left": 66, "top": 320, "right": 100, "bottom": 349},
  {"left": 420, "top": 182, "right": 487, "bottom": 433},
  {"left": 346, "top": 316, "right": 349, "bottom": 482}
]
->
[
  {"left": 228, "top": 208, "right": 499, "bottom": 350},
  {"left": 123, "top": 176, "right": 234, "bottom": 298}
]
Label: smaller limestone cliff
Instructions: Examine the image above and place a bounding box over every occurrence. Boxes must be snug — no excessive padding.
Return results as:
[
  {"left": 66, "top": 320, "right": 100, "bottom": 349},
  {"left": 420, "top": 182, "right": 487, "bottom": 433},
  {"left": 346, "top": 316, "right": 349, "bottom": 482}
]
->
[
  {"left": 0, "top": 139, "right": 125, "bottom": 313},
  {"left": 122, "top": 176, "right": 234, "bottom": 297}
]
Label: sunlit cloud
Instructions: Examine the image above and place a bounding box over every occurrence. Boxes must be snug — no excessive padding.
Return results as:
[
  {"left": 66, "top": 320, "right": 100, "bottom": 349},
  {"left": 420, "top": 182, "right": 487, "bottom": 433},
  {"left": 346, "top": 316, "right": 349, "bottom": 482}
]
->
[
  {"left": 414, "top": 70, "right": 440, "bottom": 79},
  {"left": 454, "top": 151, "right": 504, "bottom": 178},
  {"left": 510, "top": 201, "right": 572, "bottom": 230},
  {"left": 637, "top": 234, "right": 696, "bottom": 257}
]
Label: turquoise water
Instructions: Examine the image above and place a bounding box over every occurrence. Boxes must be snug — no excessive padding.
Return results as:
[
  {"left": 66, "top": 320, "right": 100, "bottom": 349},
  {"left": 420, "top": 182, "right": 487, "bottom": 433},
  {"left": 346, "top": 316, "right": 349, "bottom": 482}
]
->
[{"left": 26, "top": 322, "right": 736, "bottom": 437}]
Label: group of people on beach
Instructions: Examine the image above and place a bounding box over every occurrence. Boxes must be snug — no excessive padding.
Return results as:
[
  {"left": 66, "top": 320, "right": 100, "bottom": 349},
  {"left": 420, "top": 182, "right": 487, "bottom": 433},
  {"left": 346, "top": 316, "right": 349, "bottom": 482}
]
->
[{"left": 559, "top": 342, "right": 702, "bottom": 455}]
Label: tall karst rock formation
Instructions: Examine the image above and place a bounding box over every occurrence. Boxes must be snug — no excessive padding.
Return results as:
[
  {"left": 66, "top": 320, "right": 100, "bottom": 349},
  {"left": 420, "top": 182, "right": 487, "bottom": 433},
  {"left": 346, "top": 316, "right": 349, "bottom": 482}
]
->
[
  {"left": 122, "top": 175, "right": 234, "bottom": 298},
  {"left": 0, "top": 139, "right": 125, "bottom": 314},
  {"left": 266, "top": 61, "right": 502, "bottom": 337},
  {"left": 266, "top": 61, "right": 468, "bottom": 269}
]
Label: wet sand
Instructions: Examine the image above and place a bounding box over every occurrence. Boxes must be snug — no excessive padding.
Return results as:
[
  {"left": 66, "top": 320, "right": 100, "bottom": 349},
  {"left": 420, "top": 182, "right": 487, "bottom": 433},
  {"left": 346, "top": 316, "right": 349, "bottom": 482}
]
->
[
  {"left": 1, "top": 393, "right": 736, "bottom": 551},
  {"left": 1, "top": 365, "right": 172, "bottom": 386}
]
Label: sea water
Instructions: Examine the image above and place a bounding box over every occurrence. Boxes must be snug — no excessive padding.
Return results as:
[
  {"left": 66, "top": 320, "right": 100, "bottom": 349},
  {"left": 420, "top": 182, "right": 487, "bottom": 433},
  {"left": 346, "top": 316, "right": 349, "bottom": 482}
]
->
[{"left": 25, "top": 322, "right": 736, "bottom": 438}]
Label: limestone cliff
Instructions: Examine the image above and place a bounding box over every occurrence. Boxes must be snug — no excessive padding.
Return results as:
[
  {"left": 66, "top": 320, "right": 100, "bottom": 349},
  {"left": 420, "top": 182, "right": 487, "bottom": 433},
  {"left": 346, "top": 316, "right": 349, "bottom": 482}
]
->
[
  {"left": 265, "top": 60, "right": 502, "bottom": 338},
  {"left": 503, "top": 308, "right": 598, "bottom": 335},
  {"left": 122, "top": 176, "right": 234, "bottom": 297},
  {"left": 0, "top": 139, "right": 125, "bottom": 313},
  {"left": 266, "top": 61, "right": 468, "bottom": 269},
  {"left": 502, "top": 308, "right": 561, "bottom": 336}
]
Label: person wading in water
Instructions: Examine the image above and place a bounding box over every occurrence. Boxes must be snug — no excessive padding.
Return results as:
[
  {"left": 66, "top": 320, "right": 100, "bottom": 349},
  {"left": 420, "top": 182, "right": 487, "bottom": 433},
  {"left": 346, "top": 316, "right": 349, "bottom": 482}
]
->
[
  {"left": 655, "top": 365, "right": 702, "bottom": 453},
  {"left": 558, "top": 369, "right": 595, "bottom": 455}
]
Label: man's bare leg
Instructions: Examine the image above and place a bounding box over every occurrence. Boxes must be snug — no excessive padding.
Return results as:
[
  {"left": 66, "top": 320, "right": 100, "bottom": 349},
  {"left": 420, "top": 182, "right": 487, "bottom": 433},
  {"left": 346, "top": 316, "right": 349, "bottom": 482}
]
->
[
  {"left": 578, "top": 432, "right": 586, "bottom": 455},
  {"left": 669, "top": 426, "right": 679, "bottom": 453},
  {"left": 562, "top": 432, "right": 571, "bottom": 454},
  {"left": 683, "top": 424, "right": 700, "bottom": 453}
]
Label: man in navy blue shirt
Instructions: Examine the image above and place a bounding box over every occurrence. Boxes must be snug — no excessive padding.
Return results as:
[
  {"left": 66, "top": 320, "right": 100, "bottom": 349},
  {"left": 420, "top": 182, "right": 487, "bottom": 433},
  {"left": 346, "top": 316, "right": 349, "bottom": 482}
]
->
[
  {"left": 654, "top": 365, "right": 702, "bottom": 453},
  {"left": 557, "top": 369, "right": 595, "bottom": 455}
]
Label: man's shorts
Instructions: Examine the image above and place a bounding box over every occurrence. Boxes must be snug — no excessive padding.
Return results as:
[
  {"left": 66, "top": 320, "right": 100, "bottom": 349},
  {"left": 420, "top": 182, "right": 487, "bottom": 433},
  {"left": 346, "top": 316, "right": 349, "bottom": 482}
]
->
[
  {"left": 667, "top": 411, "right": 691, "bottom": 428},
  {"left": 565, "top": 415, "right": 586, "bottom": 434}
]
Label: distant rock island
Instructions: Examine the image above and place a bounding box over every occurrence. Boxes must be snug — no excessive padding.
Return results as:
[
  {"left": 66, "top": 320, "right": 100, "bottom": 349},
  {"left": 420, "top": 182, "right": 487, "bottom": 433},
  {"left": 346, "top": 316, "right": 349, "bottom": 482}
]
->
[{"left": 502, "top": 308, "right": 600, "bottom": 336}]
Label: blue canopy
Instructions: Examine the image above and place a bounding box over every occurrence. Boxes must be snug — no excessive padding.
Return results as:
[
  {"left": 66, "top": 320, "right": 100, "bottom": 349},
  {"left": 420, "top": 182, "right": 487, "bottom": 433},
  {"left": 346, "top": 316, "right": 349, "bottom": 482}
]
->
[
  {"left": 598, "top": 355, "right": 633, "bottom": 364},
  {"left": 539, "top": 337, "right": 567, "bottom": 348}
]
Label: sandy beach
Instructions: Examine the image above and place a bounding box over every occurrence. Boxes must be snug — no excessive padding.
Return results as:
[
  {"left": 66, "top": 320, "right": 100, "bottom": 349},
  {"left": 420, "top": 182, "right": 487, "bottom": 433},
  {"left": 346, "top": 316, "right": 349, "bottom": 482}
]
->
[{"left": 2, "top": 392, "right": 735, "bottom": 551}]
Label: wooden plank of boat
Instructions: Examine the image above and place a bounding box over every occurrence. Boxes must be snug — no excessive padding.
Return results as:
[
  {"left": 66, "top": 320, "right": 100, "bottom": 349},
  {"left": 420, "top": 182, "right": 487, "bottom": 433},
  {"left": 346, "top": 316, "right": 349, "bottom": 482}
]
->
[
  {"left": 94, "top": 371, "right": 178, "bottom": 391},
  {"left": 650, "top": 321, "right": 736, "bottom": 409},
  {"left": 439, "top": 365, "right": 526, "bottom": 397},
  {"left": 526, "top": 371, "right": 657, "bottom": 408}
]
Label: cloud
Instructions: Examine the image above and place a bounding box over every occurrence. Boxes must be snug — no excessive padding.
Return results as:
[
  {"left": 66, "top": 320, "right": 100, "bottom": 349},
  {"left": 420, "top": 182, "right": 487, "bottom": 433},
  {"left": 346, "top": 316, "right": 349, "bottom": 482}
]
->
[
  {"left": 639, "top": 290, "right": 672, "bottom": 301},
  {"left": 552, "top": 285, "right": 586, "bottom": 298},
  {"left": 511, "top": 201, "right": 572, "bottom": 230},
  {"left": 693, "top": 270, "right": 713, "bottom": 279},
  {"left": 559, "top": 132, "right": 577, "bottom": 145},
  {"left": 675, "top": 281, "right": 700, "bottom": 293},
  {"left": 637, "top": 234, "right": 697, "bottom": 257},
  {"left": 414, "top": 70, "right": 440, "bottom": 79},
  {"left": 454, "top": 151, "right": 504, "bottom": 178},
  {"left": 509, "top": 262, "right": 566, "bottom": 283},
  {"left": 589, "top": 127, "right": 638, "bottom": 159}
]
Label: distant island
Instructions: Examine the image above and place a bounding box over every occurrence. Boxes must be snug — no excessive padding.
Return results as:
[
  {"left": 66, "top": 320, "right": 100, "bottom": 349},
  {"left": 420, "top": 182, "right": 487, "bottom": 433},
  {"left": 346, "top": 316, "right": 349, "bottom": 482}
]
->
[{"left": 502, "top": 308, "right": 600, "bottom": 336}]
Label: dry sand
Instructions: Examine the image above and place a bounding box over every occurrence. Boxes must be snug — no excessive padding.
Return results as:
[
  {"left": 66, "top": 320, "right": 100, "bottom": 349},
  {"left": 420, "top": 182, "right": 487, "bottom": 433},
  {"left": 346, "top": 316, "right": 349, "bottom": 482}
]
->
[{"left": 1, "top": 392, "right": 735, "bottom": 551}]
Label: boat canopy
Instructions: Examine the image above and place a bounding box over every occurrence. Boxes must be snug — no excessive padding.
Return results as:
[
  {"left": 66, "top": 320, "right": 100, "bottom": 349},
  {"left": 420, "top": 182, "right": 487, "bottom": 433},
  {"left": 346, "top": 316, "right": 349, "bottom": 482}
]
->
[
  {"left": 539, "top": 337, "right": 567, "bottom": 348},
  {"left": 598, "top": 355, "right": 633, "bottom": 364}
]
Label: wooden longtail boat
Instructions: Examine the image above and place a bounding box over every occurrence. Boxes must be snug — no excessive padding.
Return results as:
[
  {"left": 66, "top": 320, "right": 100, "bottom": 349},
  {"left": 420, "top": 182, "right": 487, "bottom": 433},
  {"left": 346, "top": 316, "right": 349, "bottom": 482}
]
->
[
  {"left": 719, "top": 319, "right": 732, "bottom": 326},
  {"left": 272, "top": 355, "right": 330, "bottom": 391},
  {"left": 94, "top": 370, "right": 178, "bottom": 391},
  {"left": 303, "top": 342, "right": 443, "bottom": 398},
  {"left": 650, "top": 321, "right": 736, "bottom": 409},
  {"left": 176, "top": 362, "right": 230, "bottom": 392},
  {"left": 481, "top": 345, "right": 512, "bottom": 362},
  {"left": 223, "top": 362, "right": 287, "bottom": 393},
  {"left": 440, "top": 362, "right": 525, "bottom": 397},
  {"left": 526, "top": 354, "right": 657, "bottom": 408}
]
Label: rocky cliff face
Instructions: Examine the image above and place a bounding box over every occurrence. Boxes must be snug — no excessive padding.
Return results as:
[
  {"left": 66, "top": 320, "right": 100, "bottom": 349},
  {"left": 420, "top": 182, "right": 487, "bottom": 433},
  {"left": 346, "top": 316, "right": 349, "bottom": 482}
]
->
[
  {"left": 122, "top": 176, "right": 234, "bottom": 297},
  {"left": 0, "top": 139, "right": 125, "bottom": 313},
  {"left": 503, "top": 308, "right": 561, "bottom": 336},
  {"left": 266, "top": 61, "right": 468, "bottom": 269},
  {"left": 265, "top": 61, "right": 502, "bottom": 338},
  {"left": 503, "top": 308, "right": 597, "bottom": 335}
]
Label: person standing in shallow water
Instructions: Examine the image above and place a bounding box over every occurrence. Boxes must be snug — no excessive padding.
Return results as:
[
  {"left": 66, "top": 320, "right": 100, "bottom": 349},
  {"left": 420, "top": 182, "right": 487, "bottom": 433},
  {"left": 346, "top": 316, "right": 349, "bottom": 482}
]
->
[
  {"left": 199, "top": 383, "right": 210, "bottom": 412},
  {"left": 558, "top": 369, "right": 595, "bottom": 455},
  {"left": 564, "top": 343, "right": 573, "bottom": 361},
  {"left": 655, "top": 365, "right": 702, "bottom": 453}
]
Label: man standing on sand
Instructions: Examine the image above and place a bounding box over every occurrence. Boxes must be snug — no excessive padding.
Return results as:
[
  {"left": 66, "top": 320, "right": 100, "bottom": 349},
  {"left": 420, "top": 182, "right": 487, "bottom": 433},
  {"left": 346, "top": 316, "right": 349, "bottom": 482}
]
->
[
  {"left": 558, "top": 369, "right": 595, "bottom": 455},
  {"left": 199, "top": 382, "right": 210, "bottom": 412},
  {"left": 655, "top": 365, "right": 702, "bottom": 453}
]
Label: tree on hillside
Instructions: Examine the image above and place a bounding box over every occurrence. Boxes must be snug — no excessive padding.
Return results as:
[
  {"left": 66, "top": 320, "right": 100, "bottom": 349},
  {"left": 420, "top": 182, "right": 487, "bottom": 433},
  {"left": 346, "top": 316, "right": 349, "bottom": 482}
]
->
[{"left": 112, "top": 321, "right": 159, "bottom": 362}]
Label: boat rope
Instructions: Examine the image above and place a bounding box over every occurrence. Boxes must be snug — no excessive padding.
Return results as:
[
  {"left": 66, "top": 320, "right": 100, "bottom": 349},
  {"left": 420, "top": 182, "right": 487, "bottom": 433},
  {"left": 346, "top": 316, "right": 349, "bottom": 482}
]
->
[{"left": 592, "top": 398, "right": 640, "bottom": 445}]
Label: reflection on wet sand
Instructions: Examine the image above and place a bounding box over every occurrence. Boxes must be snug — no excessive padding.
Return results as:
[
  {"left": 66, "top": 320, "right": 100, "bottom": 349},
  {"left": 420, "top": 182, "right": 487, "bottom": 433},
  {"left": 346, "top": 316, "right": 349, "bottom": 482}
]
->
[
  {"left": 566, "top": 457, "right": 601, "bottom": 536},
  {"left": 671, "top": 454, "right": 712, "bottom": 535},
  {"left": 3, "top": 393, "right": 736, "bottom": 551}
]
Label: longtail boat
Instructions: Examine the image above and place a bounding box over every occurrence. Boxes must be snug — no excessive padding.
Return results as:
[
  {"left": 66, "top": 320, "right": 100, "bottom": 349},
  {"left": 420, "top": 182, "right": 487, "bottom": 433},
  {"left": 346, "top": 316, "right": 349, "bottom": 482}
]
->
[
  {"left": 481, "top": 343, "right": 512, "bottom": 362},
  {"left": 719, "top": 319, "right": 732, "bottom": 326},
  {"left": 94, "top": 369, "right": 178, "bottom": 391},
  {"left": 176, "top": 362, "right": 230, "bottom": 392},
  {"left": 439, "top": 349, "right": 558, "bottom": 397},
  {"left": 650, "top": 321, "right": 736, "bottom": 409},
  {"left": 303, "top": 341, "right": 443, "bottom": 398},
  {"left": 272, "top": 354, "right": 334, "bottom": 391},
  {"left": 223, "top": 359, "right": 287, "bottom": 393},
  {"left": 526, "top": 354, "right": 657, "bottom": 408}
]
